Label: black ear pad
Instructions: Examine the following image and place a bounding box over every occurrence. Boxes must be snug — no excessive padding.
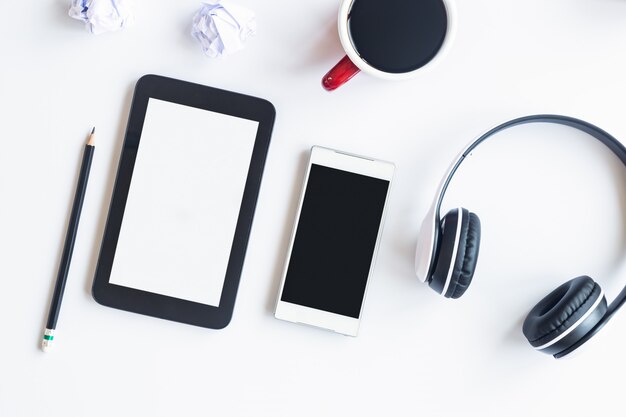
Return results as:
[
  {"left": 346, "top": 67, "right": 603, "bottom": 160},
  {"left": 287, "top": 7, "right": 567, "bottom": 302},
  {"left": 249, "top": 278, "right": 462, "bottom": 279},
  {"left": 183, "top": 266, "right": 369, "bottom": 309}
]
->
[
  {"left": 429, "top": 208, "right": 481, "bottom": 299},
  {"left": 523, "top": 276, "right": 608, "bottom": 356}
]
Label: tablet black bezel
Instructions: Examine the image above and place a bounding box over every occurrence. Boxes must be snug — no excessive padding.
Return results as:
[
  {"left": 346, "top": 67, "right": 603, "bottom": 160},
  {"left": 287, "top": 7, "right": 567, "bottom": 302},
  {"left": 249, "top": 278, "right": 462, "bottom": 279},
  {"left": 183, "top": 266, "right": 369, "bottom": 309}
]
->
[{"left": 92, "top": 74, "right": 275, "bottom": 329}]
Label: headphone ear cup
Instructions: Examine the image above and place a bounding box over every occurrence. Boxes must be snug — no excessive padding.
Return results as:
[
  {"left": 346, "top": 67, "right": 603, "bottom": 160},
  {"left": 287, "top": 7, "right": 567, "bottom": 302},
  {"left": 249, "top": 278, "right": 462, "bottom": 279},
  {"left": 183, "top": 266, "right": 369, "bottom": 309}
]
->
[
  {"left": 523, "top": 276, "right": 608, "bottom": 356},
  {"left": 429, "top": 208, "right": 481, "bottom": 299}
]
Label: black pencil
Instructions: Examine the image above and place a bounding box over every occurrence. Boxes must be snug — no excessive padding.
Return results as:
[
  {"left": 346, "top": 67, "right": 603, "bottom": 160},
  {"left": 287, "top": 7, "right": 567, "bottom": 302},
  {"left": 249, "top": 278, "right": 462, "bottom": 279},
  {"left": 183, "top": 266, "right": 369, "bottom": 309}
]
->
[{"left": 42, "top": 127, "right": 95, "bottom": 352}]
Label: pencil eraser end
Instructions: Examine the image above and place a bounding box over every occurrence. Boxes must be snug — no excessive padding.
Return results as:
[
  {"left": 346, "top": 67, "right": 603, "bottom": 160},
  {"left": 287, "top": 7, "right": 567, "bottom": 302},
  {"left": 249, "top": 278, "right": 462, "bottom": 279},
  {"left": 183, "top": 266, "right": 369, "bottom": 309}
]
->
[
  {"left": 42, "top": 329, "right": 54, "bottom": 352},
  {"left": 41, "top": 339, "right": 52, "bottom": 352}
]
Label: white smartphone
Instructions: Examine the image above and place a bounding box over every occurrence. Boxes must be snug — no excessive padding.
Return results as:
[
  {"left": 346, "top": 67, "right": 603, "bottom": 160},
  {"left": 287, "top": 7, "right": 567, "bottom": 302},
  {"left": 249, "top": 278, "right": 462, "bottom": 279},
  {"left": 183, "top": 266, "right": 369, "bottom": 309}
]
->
[{"left": 274, "top": 146, "right": 395, "bottom": 336}]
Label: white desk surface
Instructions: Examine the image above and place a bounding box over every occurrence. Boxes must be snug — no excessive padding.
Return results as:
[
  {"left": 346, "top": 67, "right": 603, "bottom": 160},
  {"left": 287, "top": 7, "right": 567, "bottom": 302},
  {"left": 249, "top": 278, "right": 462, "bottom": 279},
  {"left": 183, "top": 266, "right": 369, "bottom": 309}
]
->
[{"left": 2, "top": 1, "right": 626, "bottom": 416}]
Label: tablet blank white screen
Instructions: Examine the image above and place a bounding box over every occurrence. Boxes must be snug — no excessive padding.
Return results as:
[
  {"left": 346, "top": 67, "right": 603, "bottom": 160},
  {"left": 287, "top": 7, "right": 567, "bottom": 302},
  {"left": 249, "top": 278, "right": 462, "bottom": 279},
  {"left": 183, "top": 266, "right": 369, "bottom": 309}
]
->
[{"left": 109, "top": 98, "right": 259, "bottom": 306}]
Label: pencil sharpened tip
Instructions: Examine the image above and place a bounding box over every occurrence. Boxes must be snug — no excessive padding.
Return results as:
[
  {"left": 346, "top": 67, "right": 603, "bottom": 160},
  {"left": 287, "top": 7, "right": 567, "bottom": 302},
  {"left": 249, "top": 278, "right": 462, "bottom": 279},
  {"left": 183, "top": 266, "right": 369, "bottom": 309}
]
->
[{"left": 87, "top": 128, "right": 95, "bottom": 146}]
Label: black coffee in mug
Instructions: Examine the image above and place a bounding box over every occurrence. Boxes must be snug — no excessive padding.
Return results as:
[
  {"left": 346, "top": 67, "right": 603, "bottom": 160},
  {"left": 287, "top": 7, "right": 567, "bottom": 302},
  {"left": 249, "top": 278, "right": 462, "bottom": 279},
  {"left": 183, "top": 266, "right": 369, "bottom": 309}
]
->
[{"left": 348, "top": 0, "right": 448, "bottom": 74}]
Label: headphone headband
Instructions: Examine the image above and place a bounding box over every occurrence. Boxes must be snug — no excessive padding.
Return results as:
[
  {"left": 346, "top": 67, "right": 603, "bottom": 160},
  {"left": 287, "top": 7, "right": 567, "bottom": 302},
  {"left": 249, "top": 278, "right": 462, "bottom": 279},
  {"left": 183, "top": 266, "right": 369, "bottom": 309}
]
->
[
  {"left": 433, "top": 114, "right": 626, "bottom": 219},
  {"left": 416, "top": 115, "right": 626, "bottom": 285}
]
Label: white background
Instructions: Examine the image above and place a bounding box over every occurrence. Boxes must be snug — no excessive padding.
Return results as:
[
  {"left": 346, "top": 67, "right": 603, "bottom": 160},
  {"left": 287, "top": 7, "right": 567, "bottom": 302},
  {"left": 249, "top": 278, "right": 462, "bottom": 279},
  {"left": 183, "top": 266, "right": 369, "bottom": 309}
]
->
[{"left": 1, "top": 1, "right": 626, "bottom": 416}]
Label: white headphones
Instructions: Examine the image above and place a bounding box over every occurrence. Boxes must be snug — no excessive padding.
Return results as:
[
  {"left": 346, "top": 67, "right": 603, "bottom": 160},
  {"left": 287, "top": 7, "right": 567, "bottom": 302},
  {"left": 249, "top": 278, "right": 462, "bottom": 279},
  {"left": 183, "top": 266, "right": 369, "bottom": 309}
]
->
[{"left": 415, "top": 115, "right": 626, "bottom": 358}]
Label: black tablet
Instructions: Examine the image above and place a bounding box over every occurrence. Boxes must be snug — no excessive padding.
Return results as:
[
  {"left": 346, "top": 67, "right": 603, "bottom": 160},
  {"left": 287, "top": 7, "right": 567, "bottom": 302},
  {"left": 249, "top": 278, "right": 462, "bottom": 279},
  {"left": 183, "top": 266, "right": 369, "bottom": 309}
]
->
[{"left": 92, "top": 75, "right": 275, "bottom": 329}]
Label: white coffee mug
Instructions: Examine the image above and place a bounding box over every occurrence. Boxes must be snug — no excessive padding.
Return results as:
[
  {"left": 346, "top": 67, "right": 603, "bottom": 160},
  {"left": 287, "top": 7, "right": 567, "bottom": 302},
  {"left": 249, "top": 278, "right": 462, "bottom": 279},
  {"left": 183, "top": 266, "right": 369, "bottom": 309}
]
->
[{"left": 322, "top": 0, "right": 456, "bottom": 91}]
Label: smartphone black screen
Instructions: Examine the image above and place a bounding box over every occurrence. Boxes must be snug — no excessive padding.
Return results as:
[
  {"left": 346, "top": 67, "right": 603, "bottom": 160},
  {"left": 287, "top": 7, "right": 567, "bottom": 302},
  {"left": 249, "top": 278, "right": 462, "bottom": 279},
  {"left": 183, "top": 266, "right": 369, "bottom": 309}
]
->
[{"left": 280, "top": 164, "right": 390, "bottom": 318}]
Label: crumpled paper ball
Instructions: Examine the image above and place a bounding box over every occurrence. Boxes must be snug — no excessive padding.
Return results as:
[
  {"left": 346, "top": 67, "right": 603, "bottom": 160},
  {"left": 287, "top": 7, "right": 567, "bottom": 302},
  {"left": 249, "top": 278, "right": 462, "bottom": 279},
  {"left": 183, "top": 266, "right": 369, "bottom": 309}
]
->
[
  {"left": 191, "top": 1, "right": 257, "bottom": 58},
  {"left": 69, "top": 0, "right": 134, "bottom": 35}
]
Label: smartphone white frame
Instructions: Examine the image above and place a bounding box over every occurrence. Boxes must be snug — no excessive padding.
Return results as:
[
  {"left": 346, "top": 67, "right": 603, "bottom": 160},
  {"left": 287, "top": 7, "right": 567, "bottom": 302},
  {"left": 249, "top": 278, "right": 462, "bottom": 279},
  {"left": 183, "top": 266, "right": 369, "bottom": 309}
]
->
[{"left": 274, "top": 146, "right": 395, "bottom": 336}]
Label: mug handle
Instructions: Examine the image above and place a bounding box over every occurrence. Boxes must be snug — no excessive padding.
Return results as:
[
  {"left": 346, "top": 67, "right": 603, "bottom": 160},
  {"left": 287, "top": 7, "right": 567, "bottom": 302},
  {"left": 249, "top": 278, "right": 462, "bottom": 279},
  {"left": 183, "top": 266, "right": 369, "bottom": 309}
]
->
[{"left": 322, "top": 55, "right": 361, "bottom": 91}]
